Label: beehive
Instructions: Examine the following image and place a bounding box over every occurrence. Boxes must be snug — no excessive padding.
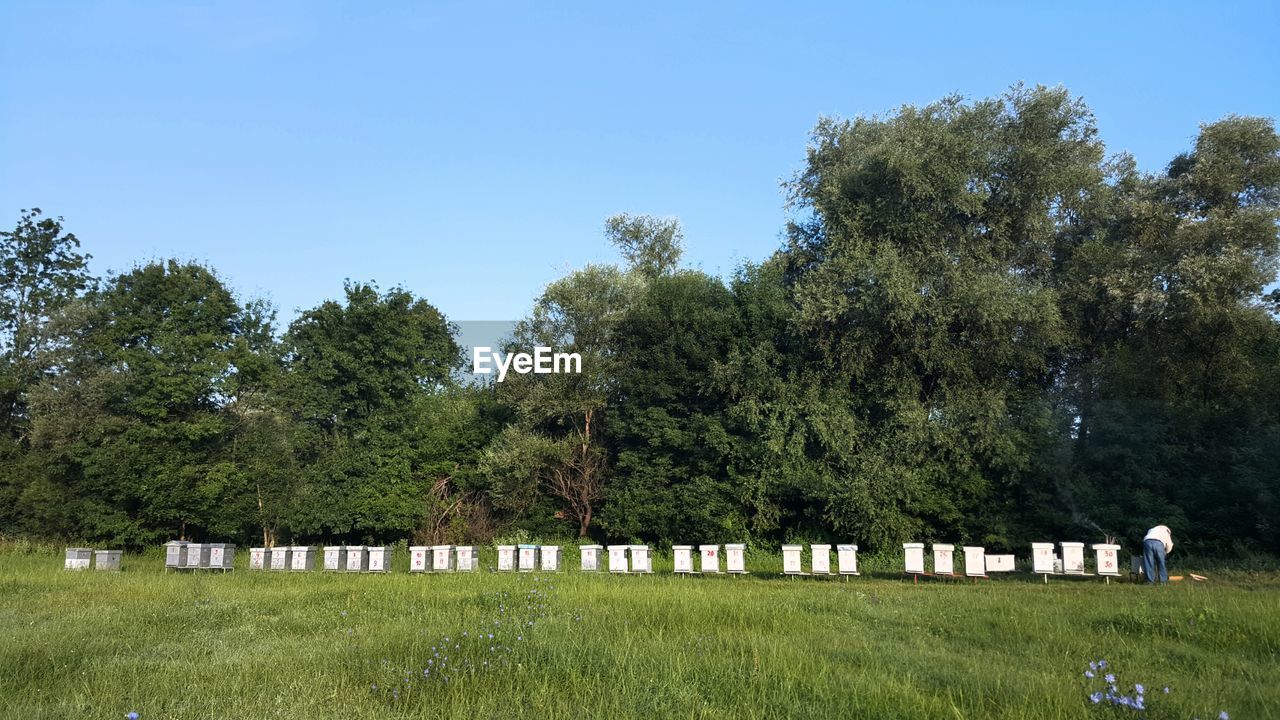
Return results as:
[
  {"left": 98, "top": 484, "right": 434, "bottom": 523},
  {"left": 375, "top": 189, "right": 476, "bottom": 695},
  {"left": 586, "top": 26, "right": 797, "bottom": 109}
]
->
[
  {"left": 248, "top": 547, "right": 267, "bottom": 570},
  {"left": 93, "top": 550, "right": 122, "bottom": 571},
  {"left": 366, "top": 546, "right": 389, "bottom": 573},
  {"left": 1060, "top": 542, "right": 1086, "bottom": 575},
  {"left": 836, "top": 544, "right": 859, "bottom": 575},
  {"left": 699, "top": 545, "right": 720, "bottom": 574},
  {"left": 322, "top": 546, "right": 344, "bottom": 572},
  {"left": 432, "top": 545, "right": 453, "bottom": 572},
  {"left": 289, "top": 546, "right": 314, "bottom": 571},
  {"left": 782, "top": 544, "right": 804, "bottom": 575},
  {"left": 269, "top": 546, "right": 291, "bottom": 571},
  {"left": 409, "top": 546, "right": 429, "bottom": 573},
  {"left": 455, "top": 546, "right": 476, "bottom": 571},
  {"left": 163, "top": 541, "right": 188, "bottom": 570},
  {"left": 811, "top": 544, "right": 833, "bottom": 575},
  {"left": 540, "top": 545, "right": 560, "bottom": 572},
  {"left": 629, "top": 545, "right": 652, "bottom": 573},
  {"left": 1030, "top": 543, "right": 1056, "bottom": 574},
  {"left": 932, "top": 544, "right": 955, "bottom": 575},
  {"left": 579, "top": 545, "right": 602, "bottom": 572},
  {"left": 903, "top": 543, "right": 925, "bottom": 574},
  {"left": 64, "top": 547, "right": 93, "bottom": 571},
  {"left": 725, "top": 544, "right": 747, "bottom": 574},
  {"left": 207, "top": 544, "right": 235, "bottom": 571},
  {"left": 1092, "top": 544, "right": 1121, "bottom": 577},
  {"left": 961, "top": 546, "right": 986, "bottom": 577},
  {"left": 344, "top": 545, "right": 367, "bottom": 572},
  {"left": 607, "top": 545, "right": 629, "bottom": 573},
  {"left": 496, "top": 545, "right": 516, "bottom": 571},
  {"left": 517, "top": 544, "right": 538, "bottom": 572},
  {"left": 673, "top": 546, "right": 694, "bottom": 573}
]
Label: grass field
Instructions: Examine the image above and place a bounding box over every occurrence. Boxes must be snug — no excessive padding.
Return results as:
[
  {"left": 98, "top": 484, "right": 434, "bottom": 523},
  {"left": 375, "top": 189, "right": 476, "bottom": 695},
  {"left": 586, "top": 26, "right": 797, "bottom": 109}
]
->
[{"left": 1, "top": 547, "right": 1277, "bottom": 720}]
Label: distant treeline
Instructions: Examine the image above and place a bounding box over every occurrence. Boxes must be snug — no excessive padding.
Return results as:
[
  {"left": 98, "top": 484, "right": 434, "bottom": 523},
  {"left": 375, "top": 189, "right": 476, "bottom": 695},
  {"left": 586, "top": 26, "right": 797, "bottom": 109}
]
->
[{"left": 2, "top": 86, "right": 1278, "bottom": 555}]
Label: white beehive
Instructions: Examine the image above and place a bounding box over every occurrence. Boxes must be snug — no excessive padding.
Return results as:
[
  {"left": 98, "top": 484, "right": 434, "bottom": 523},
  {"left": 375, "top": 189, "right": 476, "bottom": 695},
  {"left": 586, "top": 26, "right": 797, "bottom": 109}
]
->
[
  {"left": 496, "top": 545, "right": 516, "bottom": 571},
  {"left": 725, "top": 543, "right": 747, "bottom": 574},
  {"left": 185, "top": 543, "right": 210, "bottom": 569},
  {"left": 93, "top": 550, "right": 122, "bottom": 571},
  {"left": 409, "top": 546, "right": 429, "bottom": 573},
  {"left": 1031, "top": 543, "right": 1056, "bottom": 574},
  {"left": 163, "top": 541, "right": 188, "bottom": 570},
  {"left": 1093, "top": 544, "right": 1121, "bottom": 576},
  {"left": 782, "top": 544, "right": 804, "bottom": 575},
  {"left": 344, "top": 545, "right": 367, "bottom": 572},
  {"left": 432, "top": 545, "right": 453, "bottom": 572},
  {"left": 630, "top": 545, "right": 652, "bottom": 573},
  {"left": 700, "top": 545, "right": 721, "bottom": 573},
  {"left": 811, "top": 544, "right": 833, "bottom": 575},
  {"left": 903, "top": 543, "right": 925, "bottom": 574},
  {"left": 962, "top": 546, "right": 986, "bottom": 577},
  {"left": 1060, "top": 542, "right": 1086, "bottom": 574},
  {"left": 540, "top": 545, "right": 560, "bottom": 571},
  {"left": 985, "top": 554, "right": 1016, "bottom": 572},
  {"left": 289, "top": 546, "right": 314, "bottom": 571},
  {"left": 672, "top": 546, "right": 694, "bottom": 573},
  {"left": 580, "top": 544, "right": 602, "bottom": 571},
  {"left": 322, "top": 546, "right": 343, "bottom": 572},
  {"left": 455, "top": 546, "right": 476, "bottom": 571},
  {"left": 269, "top": 546, "right": 291, "bottom": 571},
  {"left": 837, "top": 544, "right": 859, "bottom": 575},
  {"left": 366, "top": 546, "right": 389, "bottom": 573},
  {"left": 517, "top": 544, "right": 539, "bottom": 572},
  {"left": 932, "top": 544, "right": 955, "bottom": 575},
  {"left": 607, "top": 545, "right": 629, "bottom": 573},
  {"left": 248, "top": 547, "right": 267, "bottom": 570},
  {"left": 208, "top": 544, "right": 235, "bottom": 571}
]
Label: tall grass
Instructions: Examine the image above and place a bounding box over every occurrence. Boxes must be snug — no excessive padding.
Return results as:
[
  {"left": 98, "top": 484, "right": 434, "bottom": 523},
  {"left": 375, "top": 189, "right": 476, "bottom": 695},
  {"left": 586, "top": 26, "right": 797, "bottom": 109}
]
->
[{"left": 1, "top": 549, "right": 1276, "bottom": 719}]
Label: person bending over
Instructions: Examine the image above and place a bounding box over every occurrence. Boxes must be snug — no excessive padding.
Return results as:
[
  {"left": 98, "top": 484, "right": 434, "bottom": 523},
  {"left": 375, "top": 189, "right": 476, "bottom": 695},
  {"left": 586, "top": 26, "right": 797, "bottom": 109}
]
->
[{"left": 1142, "top": 525, "right": 1173, "bottom": 584}]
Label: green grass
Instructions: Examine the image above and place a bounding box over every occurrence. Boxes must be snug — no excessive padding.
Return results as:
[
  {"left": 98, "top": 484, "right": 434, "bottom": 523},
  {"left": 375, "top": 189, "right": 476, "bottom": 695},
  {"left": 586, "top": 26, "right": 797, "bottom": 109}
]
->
[{"left": 1, "top": 548, "right": 1277, "bottom": 720}]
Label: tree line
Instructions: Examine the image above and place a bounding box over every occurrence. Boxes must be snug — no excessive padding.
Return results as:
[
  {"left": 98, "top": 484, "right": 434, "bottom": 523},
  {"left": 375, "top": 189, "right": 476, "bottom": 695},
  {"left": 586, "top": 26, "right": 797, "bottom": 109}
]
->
[{"left": 2, "top": 86, "right": 1278, "bottom": 555}]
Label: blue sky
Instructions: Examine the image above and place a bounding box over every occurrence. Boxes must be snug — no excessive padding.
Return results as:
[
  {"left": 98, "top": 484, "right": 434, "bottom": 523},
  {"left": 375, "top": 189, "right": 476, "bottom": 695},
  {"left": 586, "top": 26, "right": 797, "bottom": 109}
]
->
[{"left": 2, "top": 1, "right": 1277, "bottom": 328}]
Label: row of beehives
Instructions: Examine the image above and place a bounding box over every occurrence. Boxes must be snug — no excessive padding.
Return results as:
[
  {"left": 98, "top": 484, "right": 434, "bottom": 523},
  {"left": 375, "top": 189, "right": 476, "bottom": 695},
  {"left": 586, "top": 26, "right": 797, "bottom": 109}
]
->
[
  {"left": 241, "top": 544, "right": 659, "bottom": 573},
  {"left": 63, "top": 547, "right": 123, "bottom": 571},
  {"left": 161, "top": 541, "right": 236, "bottom": 570},
  {"left": 898, "top": 542, "right": 1124, "bottom": 578}
]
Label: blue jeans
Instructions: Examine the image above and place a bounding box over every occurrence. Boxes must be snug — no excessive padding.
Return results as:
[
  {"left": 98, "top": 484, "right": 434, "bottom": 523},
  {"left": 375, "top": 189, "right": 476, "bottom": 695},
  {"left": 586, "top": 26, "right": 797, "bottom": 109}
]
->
[{"left": 1142, "top": 538, "right": 1167, "bottom": 583}]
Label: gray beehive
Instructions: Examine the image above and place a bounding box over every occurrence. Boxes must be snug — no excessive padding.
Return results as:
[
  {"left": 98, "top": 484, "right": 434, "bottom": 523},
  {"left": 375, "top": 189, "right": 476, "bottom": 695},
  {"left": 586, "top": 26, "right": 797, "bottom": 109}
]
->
[
  {"left": 496, "top": 545, "right": 516, "bottom": 571},
  {"left": 455, "top": 545, "right": 476, "bottom": 572},
  {"left": 431, "top": 545, "right": 453, "bottom": 572},
  {"left": 208, "top": 543, "right": 235, "bottom": 571},
  {"left": 344, "top": 545, "right": 367, "bottom": 572},
  {"left": 64, "top": 547, "right": 93, "bottom": 571},
  {"left": 409, "top": 546, "right": 429, "bottom": 573},
  {"left": 579, "top": 544, "right": 602, "bottom": 572},
  {"left": 540, "top": 545, "right": 560, "bottom": 572},
  {"left": 248, "top": 547, "right": 267, "bottom": 570},
  {"left": 185, "top": 543, "right": 210, "bottom": 569},
  {"left": 164, "top": 541, "right": 188, "bottom": 570},
  {"left": 366, "top": 546, "right": 389, "bottom": 573},
  {"left": 269, "top": 546, "right": 292, "bottom": 571},
  {"left": 94, "top": 549, "right": 122, "bottom": 571},
  {"left": 322, "top": 545, "right": 343, "bottom": 571},
  {"left": 289, "top": 546, "right": 314, "bottom": 571}
]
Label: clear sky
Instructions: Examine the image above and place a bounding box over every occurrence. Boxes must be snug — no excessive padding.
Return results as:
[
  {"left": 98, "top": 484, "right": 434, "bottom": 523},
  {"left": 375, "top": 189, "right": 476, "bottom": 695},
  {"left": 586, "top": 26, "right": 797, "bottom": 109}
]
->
[{"left": 2, "top": 1, "right": 1277, "bottom": 328}]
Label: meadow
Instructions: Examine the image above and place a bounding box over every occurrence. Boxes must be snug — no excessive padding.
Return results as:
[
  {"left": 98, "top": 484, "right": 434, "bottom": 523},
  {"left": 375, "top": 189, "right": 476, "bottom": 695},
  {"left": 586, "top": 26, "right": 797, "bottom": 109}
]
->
[{"left": 1, "top": 546, "right": 1277, "bottom": 720}]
